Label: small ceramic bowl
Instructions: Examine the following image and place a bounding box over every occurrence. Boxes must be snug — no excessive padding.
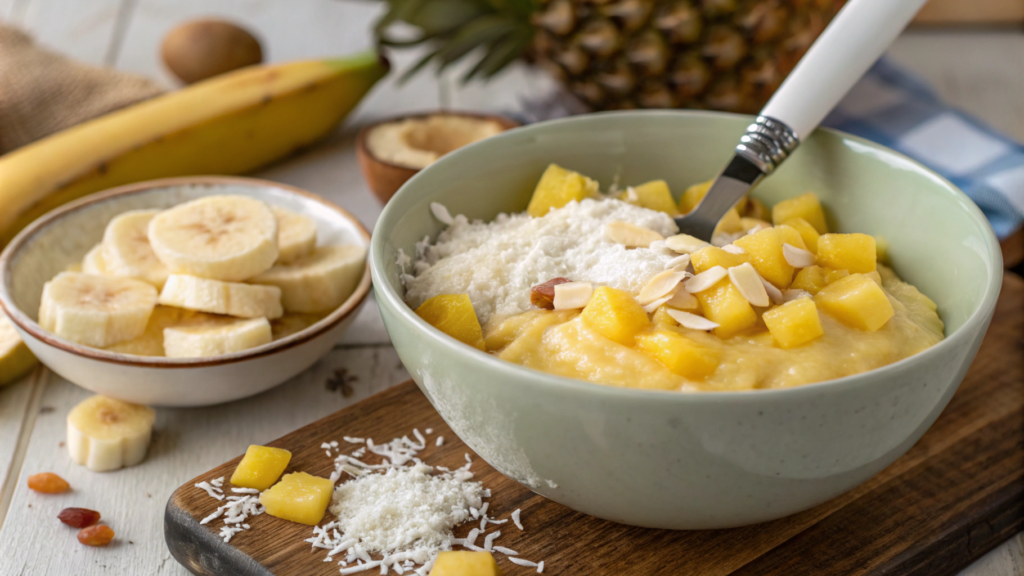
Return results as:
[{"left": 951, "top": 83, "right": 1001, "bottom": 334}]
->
[
  {"left": 0, "top": 176, "right": 371, "bottom": 407},
  {"left": 371, "top": 111, "right": 1003, "bottom": 529}
]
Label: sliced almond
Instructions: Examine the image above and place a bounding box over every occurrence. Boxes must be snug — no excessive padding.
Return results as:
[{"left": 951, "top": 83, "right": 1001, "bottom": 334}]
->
[
  {"left": 783, "top": 243, "right": 816, "bottom": 268},
  {"left": 665, "top": 254, "right": 692, "bottom": 271},
  {"left": 783, "top": 288, "right": 812, "bottom": 302},
  {"left": 605, "top": 221, "right": 664, "bottom": 248},
  {"left": 728, "top": 263, "right": 770, "bottom": 307},
  {"left": 722, "top": 244, "right": 745, "bottom": 255},
  {"left": 665, "top": 287, "right": 699, "bottom": 310},
  {"left": 666, "top": 309, "right": 719, "bottom": 331},
  {"left": 531, "top": 277, "right": 572, "bottom": 309},
  {"left": 638, "top": 270, "right": 689, "bottom": 305},
  {"left": 685, "top": 266, "right": 728, "bottom": 293},
  {"left": 665, "top": 234, "right": 710, "bottom": 254},
  {"left": 429, "top": 202, "right": 454, "bottom": 226},
  {"left": 642, "top": 295, "right": 673, "bottom": 313},
  {"left": 744, "top": 220, "right": 772, "bottom": 234},
  {"left": 624, "top": 187, "right": 640, "bottom": 202},
  {"left": 760, "top": 275, "right": 785, "bottom": 305},
  {"left": 553, "top": 281, "right": 594, "bottom": 310}
]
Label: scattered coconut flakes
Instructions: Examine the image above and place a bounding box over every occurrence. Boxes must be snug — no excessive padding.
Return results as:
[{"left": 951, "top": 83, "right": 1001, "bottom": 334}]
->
[
  {"left": 665, "top": 233, "right": 710, "bottom": 254},
  {"left": 722, "top": 244, "right": 745, "bottom": 255},
  {"left": 429, "top": 203, "right": 455, "bottom": 226},
  {"left": 643, "top": 294, "right": 673, "bottom": 313},
  {"left": 195, "top": 482, "right": 265, "bottom": 543},
  {"left": 435, "top": 436, "right": 444, "bottom": 447},
  {"left": 761, "top": 276, "right": 785, "bottom": 304},
  {"left": 509, "top": 557, "right": 538, "bottom": 568},
  {"left": 685, "top": 266, "right": 728, "bottom": 293},
  {"left": 511, "top": 509, "right": 523, "bottom": 530},
  {"left": 605, "top": 220, "right": 665, "bottom": 248},
  {"left": 665, "top": 287, "right": 699, "bottom": 310},
  {"left": 783, "top": 243, "right": 816, "bottom": 268},
  {"left": 494, "top": 546, "right": 519, "bottom": 556},
  {"left": 344, "top": 436, "right": 366, "bottom": 444},
  {"left": 425, "top": 428, "right": 433, "bottom": 435},
  {"left": 638, "top": 270, "right": 688, "bottom": 305},
  {"left": 665, "top": 253, "right": 691, "bottom": 271},
  {"left": 483, "top": 530, "right": 501, "bottom": 551},
  {"left": 666, "top": 309, "right": 720, "bottom": 331},
  {"left": 728, "top": 263, "right": 769, "bottom": 307},
  {"left": 196, "top": 479, "right": 225, "bottom": 500}
]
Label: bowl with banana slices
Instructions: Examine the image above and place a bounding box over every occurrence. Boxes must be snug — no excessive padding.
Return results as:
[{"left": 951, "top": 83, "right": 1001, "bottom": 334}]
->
[{"left": 0, "top": 176, "right": 371, "bottom": 406}]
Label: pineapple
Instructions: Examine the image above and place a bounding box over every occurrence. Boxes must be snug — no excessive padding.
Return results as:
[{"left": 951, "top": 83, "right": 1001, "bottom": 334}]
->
[{"left": 375, "top": 0, "right": 844, "bottom": 113}]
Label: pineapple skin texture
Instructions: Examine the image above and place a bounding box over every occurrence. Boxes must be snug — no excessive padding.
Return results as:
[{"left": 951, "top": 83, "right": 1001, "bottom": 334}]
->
[
  {"left": 526, "top": 163, "right": 595, "bottom": 217},
  {"left": 580, "top": 286, "right": 651, "bottom": 346},
  {"left": 635, "top": 328, "right": 721, "bottom": 380},
  {"left": 621, "top": 180, "right": 679, "bottom": 215},
  {"left": 733, "top": 226, "right": 805, "bottom": 288},
  {"left": 259, "top": 471, "right": 334, "bottom": 526},
  {"left": 695, "top": 279, "right": 757, "bottom": 338},
  {"left": 815, "top": 274, "right": 894, "bottom": 331},
  {"left": 691, "top": 246, "right": 749, "bottom": 274},
  {"left": 771, "top": 193, "right": 829, "bottom": 234},
  {"left": 429, "top": 551, "right": 504, "bottom": 576},
  {"left": 231, "top": 445, "right": 292, "bottom": 491},
  {"left": 817, "top": 233, "right": 877, "bottom": 274},
  {"left": 415, "top": 294, "right": 486, "bottom": 350},
  {"left": 762, "top": 298, "right": 824, "bottom": 348}
]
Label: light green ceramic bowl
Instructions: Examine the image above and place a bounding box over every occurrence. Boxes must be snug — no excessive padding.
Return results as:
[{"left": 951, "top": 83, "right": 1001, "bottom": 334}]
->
[{"left": 371, "top": 111, "right": 1002, "bottom": 529}]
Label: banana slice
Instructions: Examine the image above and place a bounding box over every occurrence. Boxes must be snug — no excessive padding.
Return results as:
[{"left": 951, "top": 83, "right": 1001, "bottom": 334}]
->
[
  {"left": 104, "top": 306, "right": 210, "bottom": 357},
  {"left": 102, "top": 209, "right": 170, "bottom": 287},
  {"left": 0, "top": 312, "right": 37, "bottom": 386},
  {"left": 272, "top": 206, "right": 317, "bottom": 264},
  {"left": 158, "top": 274, "right": 283, "bottom": 319},
  {"left": 67, "top": 395, "right": 155, "bottom": 472},
  {"left": 81, "top": 244, "right": 108, "bottom": 275},
  {"left": 148, "top": 195, "right": 278, "bottom": 282},
  {"left": 163, "top": 316, "right": 272, "bottom": 358},
  {"left": 251, "top": 245, "right": 366, "bottom": 313},
  {"left": 270, "top": 313, "right": 326, "bottom": 340},
  {"left": 39, "top": 272, "right": 157, "bottom": 348}
]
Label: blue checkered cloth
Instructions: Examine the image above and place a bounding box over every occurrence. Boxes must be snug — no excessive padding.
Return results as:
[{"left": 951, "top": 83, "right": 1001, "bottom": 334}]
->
[{"left": 823, "top": 58, "right": 1024, "bottom": 239}]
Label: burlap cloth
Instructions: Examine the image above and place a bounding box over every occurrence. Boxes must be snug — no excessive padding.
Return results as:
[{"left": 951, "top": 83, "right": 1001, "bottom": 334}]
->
[{"left": 0, "top": 24, "right": 164, "bottom": 154}]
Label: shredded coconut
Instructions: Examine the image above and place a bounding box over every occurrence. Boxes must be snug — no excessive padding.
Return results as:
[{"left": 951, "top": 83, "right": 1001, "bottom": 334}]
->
[
  {"left": 195, "top": 477, "right": 265, "bottom": 542},
  {"left": 404, "top": 198, "right": 678, "bottom": 324}
]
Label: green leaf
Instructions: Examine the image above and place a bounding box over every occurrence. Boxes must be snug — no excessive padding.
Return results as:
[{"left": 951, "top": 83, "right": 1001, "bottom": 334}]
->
[
  {"left": 463, "top": 25, "right": 533, "bottom": 82},
  {"left": 436, "top": 15, "right": 518, "bottom": 69},
  {"left": 403, "top": 0, "right": 490, "bottom": 36},
  {"left": 399, "top": 47, "right": 444, "bottom": 83}
]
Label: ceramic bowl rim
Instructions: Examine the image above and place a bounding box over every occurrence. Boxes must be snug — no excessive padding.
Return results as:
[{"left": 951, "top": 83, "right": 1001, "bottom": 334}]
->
[
  {"left": 370, "top": 109, "right": 1004, "bottom": 402},
  {"left": 0, "top": 175, "right": 372, "bottom": 369}
]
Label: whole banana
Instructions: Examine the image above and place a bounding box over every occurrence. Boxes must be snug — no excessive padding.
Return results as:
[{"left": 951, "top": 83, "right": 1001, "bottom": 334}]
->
[{"left": 0, "top": 52, "right": 388, "bottom": 246}]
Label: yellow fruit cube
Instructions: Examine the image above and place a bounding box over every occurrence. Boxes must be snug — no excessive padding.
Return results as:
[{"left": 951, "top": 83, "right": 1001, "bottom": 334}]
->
[
  {"left": 695, "top": 279, "right": 757, "bottom": 338},
  {"left": 230, "top": 445, "right": 292, "bottom": 491},
  {"left": 790, "top": 265, "right": 849, "bottom": 295},
  {"left": 679, "top": 180, "right": 712, "bottom": 213},
  {"left": 781, "top": 217, "right": 820, "bottom": 253},
  {"left": 259, "top": 472, "right": 334, "bottom": 526},
  {"left": 762, "top": 298, "right": 824, "bottom": 348},
  {"left": 429, "top": 551, "right": 504, "bottom": 576},
  {"left": 716, "top": 207, "right": 744, "bottom": 234},
  {"left": 651, "top": 306, "right": 677, "bottom": 327},
  {"left": 635, "top": 328, "right": 721, "bottom": 380},
  {"left": 622, "top": 180, "right": 679, "bottom": 215},
  {"left": 526, "top": 164, "right": 597, "bottom": 217},
  {"left": 733, "top": 227, "right": 803, "bottom": 288},
  {"left": 690, "top": 246, "right": 749, "bottom": 274},
  {"left": 415, "top": 294, "right": 486, "bottom": 350},
  {"left": 816, "top": 233, "right": 876, "bottom": 274},
  {"left": 815, "top": 274, "right": 894, "bottom": 331},
  {"left": 772, "top": 192, "right": 828, "bottom": 234},
  {"left": 580, "top": 286, "right": 650, "bottom": 346}
]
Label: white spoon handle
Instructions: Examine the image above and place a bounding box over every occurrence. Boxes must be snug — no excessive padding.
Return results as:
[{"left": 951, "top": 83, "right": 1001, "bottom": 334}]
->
[{"left": 760, "top": 0, "right": 930, "bottom": 141}]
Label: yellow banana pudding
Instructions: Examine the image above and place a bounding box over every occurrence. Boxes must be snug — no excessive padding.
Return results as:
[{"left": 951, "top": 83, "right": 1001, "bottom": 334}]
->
[{"left": 404, "top": 165, "right": 944, "bottom": 392}]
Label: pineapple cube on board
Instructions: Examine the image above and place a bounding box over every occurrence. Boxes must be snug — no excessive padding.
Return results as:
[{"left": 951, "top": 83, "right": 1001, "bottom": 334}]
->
[
  {"left": 429, "top": 551, "right": 504, "bottom": 576},
  {"left": 815, "top": 274, "right": 894, "bottom": 331},
  {"left": 762, "top": 298, "right": 824, "bottom": 348},
  {"left": 695, "top": 279, "right": 757, "bottom": 338},
  {"left": 580, "top": 286, "right": 650, "bottom": 346},
  {"left": 526, "top": 164, "right": 597, "bottom": 218},
  {"left": 733, "top": 226, "right": 805, "bottom": 288},
  {"left": 259, "top": 472, "right": 334, "bottom": 526},
  {"left": 691, "top": 246, "right": 749, "bottom": 274},
  {"left": 791, "top": 265, "right": 849, "bottom": 295},
  {"left": 415, "top": 294, "right": 486, "bottom": 350},
  {"left": 771, "top": 193, "right": 829, "bottom": 234},
  {"left": 231, "top": 445, "right": 292, "bottom": 491},
  {"left": 816, "top": 233, "right": 877, "bottom": 274},
  {"left": 621, "top": 180, "right": 679, "bottom": 215},
  {"left": 635, "top": 328, "right": 721, "bottom": 380}
]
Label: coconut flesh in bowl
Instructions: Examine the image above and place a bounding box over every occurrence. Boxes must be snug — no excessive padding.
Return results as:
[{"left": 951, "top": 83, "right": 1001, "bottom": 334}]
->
[{"left": 371, "top": 111, "right": 1002, "bottom": 529}]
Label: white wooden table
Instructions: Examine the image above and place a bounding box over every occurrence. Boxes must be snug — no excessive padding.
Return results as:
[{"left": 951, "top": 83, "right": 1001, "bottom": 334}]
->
[{"left": 0, "top": 2, "right": 1021, "bottom": 573}]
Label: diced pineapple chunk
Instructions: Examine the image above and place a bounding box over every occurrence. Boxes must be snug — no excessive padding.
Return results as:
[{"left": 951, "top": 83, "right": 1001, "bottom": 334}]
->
[
  {"left": 526, "top": 164, "right": 597, "bottom": 217},
  {"left": 651, "top": 306, "right": 678, "bottom": 327},
  {"left": 679, "top": 180, "right": 712, "bottom": 213},
  {"left": 866, "top": 270, "right": 882, "bottom": 285},
  {"left": 695, "top": 279, "right": 758, "bottom": 337},
  {"left": 815, "top": 274, "right": 894, "bottom": 331},
  {"left": 781, "top": 217, "right": 820, "bottom": 253},
  {"left": 816, "top": 233, "right": 876, "bottom": 274},
  {"left": 690, "top": 246, "right": 749, "bottom": 274},
  {"left": 716, "top": 208, "right": 744, "bottom": 234},
  {"left": 230, "top": 445, "right": 292, "bottom": 491},
  {"left": 415, "top": 294, "right": 486, "bottom": 350},
  {"left": 762, "top": 298, "right": 824, "bottom": 348},
  {"left": 772, "top": 192, "right": 828, "bottom": 234},
  {"left": 580, "top": 286, "right": 650, "bottom": 346},
  {"left": 635, "top": 328, "right": 721, "bottom": 380},
  {"left": 429, "top": 551, "right": 504, "bottom": 576},
  {"left": 621, "top": 180, "right": 679, "bottom": 215},
  {"left": 259, "top": 472, "right": 334, "bottom": 526},
  {"left": 790, "top": 265, "right": 849, "bottom": 295},
  {"left": 732, "top": 227, "right": 803, "bottom": 288}
]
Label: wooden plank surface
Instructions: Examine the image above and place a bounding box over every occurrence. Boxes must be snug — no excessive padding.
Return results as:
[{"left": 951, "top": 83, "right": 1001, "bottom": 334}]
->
[{"left": 165, "top": 276, "right": 1024, "bottom": 576}]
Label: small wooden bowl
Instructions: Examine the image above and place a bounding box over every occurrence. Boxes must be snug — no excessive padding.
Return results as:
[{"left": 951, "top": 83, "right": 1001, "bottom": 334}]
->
[{"left": 356, "top": 111, "right": 520, "bottom": 204}]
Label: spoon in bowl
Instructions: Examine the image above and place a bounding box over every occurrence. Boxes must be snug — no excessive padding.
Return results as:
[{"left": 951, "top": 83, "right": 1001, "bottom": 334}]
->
[{"left": 676, "top": 0, "right": 931, "bottom": 242}]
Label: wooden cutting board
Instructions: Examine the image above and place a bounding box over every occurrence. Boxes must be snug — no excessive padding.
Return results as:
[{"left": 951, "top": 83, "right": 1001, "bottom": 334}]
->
[{"left": 165, "top": 274, "right": 1024, "bottom": 576}]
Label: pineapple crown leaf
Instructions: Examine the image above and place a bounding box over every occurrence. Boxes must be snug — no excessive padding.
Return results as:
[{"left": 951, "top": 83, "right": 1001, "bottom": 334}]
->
[{"left": 375, "top": 0, "right": 536, "bottom": 83}]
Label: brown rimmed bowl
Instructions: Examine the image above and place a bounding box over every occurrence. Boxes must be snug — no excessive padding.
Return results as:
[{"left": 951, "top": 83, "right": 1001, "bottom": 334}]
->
[{"left": 0, "top": 176, "right": 371, "bottom": 406}]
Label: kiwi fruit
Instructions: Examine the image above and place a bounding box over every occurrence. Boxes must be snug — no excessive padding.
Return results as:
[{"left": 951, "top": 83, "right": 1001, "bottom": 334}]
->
[{"left": 161, "top": 19, "right": 263, "bottom": 84}]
